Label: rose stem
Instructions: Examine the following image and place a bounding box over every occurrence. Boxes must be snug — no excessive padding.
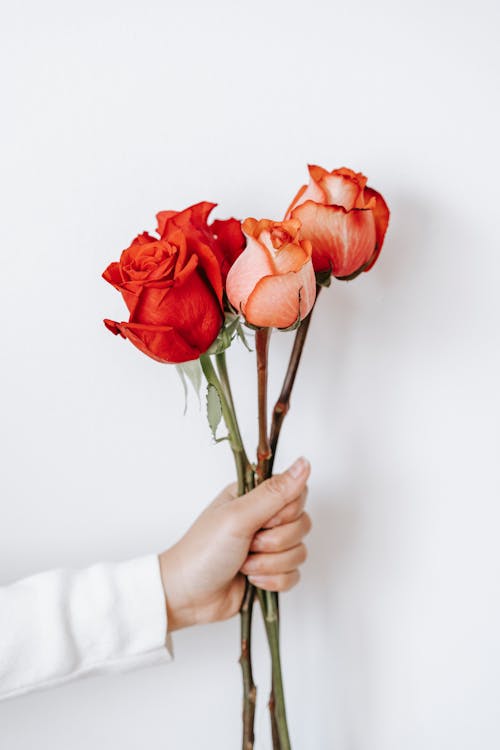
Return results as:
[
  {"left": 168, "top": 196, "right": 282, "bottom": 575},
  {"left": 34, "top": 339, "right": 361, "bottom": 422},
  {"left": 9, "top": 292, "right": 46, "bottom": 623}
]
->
[
  {"left": 239, "top": 578, "right": 257, "bottom": 750},
  {"left": 268, "top": 285, "right": 322, "bottom": 474},
  {"left": 255, "top": 327, "right": 291, "bottom": 750},
  {"left": 200, "top": 353, "right": 248, "bottom": 493},
  {"left": 215, "top": 352, "right": 254, "bottom": 490},
  {"left": 215, "top": 352, "right": 258, "bottom": 750},
  {"left": 255, "top": 328, "right": 272, "bottom": 483}
]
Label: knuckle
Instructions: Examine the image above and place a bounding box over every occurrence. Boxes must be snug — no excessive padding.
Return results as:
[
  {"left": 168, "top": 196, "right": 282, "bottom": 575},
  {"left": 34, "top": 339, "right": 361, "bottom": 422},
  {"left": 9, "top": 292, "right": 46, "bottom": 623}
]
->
[
  {"left": 281, "top": 500, "right": 299, "bottom": 522},
  {"left": 265, "top": 531, "right": 280, "bottom": 552},
  {"left": 302, "top": 512, "right": 312, "bottom": 534},
  {"left": 297, "top": 543, "right": 308, "bottom": 564},
  {"left": 253, "top": 556, "right": 266, "bottom": 574},
  {"left": 266, "top": 474, "right": 289, "bottom": 498}
]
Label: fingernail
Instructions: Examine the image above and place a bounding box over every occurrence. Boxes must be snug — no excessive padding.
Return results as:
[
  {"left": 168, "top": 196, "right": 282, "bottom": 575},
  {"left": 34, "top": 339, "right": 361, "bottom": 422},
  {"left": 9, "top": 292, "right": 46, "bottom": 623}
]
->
[{"left": 287, "top": 457, "right": 308, "bottom": 479}]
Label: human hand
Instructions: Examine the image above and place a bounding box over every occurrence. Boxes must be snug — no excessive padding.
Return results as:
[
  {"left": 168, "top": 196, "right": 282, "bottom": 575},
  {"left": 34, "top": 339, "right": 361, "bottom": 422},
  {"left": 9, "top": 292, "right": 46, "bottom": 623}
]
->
[{"left": 159, "top": 457, "right": 311, "bottom": 632}]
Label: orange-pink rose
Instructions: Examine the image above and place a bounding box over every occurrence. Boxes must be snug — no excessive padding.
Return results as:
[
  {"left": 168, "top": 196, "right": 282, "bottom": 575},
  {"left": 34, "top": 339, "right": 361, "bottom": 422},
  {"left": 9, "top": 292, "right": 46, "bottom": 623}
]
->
[
  {"left": 226, "top": 218, "right": 316, "bottom": 329},
  {"left": 287, "top": 165, "right": 390, "bottom": 279}
]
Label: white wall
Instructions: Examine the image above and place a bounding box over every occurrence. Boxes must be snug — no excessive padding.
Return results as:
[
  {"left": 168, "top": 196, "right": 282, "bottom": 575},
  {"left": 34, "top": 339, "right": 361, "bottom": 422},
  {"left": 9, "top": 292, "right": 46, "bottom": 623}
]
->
[{"left": 1, "top": 0, "right": 499, "bottom": 747}]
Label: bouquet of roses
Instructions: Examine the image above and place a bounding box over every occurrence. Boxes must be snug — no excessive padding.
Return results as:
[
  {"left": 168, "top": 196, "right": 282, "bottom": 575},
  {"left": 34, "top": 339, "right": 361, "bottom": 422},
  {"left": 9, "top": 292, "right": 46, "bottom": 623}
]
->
[{"left": 102, "top": 165, "right": 389, "bottom": 749}]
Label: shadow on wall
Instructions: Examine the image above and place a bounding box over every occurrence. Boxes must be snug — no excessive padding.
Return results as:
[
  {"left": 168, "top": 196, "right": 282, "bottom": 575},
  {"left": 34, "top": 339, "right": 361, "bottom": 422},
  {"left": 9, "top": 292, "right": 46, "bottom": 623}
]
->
[{"left": 293, "top": 188, "right": 456, "bottom": 746}]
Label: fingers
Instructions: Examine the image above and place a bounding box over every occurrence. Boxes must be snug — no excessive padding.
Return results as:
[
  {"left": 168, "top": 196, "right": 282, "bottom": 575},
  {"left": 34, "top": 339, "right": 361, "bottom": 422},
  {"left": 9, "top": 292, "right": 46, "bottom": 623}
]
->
[
  {"left": 250, "top": 512, "right": 312, "bottom": 553},
  {"left": 229, "top": 457, "right": 311, "bottom": 536},
  {"left": 241, "top": 542, "right": 307, "bottom": 576},
  {"left": 261, "top": 488, "right": 308, "bottom": 529},
  {"left": 210, "top": 482, "right": 238, "bottom": 508},
  {"left": 247, "top": 570, "right": 301, "bottom": 592}
]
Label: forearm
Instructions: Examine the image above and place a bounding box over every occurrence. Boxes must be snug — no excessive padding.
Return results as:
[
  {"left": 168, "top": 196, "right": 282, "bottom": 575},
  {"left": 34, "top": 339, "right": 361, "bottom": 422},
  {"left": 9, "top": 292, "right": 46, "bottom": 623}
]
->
[{"left": 0, "top": 554, "right": 173, "bottom": 701}]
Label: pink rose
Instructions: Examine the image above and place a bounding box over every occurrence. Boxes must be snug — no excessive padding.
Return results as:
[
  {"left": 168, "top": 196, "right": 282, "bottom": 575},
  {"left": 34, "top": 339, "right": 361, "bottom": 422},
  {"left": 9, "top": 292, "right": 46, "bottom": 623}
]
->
[
  {"left": 226, "top": 218, "right": 316, "bottom": 329},
  {"left": 287, "top": 165, "right": 390, "bottom": 279}
]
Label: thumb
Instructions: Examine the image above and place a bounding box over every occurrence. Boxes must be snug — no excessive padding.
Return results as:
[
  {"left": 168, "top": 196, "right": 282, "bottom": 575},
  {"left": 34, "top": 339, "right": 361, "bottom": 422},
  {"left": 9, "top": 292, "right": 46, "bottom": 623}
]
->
[{"left": 231, "top": 457, "right": 310, "bottom": 535}]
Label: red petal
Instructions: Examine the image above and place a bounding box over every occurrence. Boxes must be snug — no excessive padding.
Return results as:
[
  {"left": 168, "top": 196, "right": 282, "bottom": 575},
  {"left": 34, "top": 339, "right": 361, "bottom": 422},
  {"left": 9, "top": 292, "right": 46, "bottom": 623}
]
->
[
  {"left": 292, "top": 201, "right": 377, "bottom": 277},
  {"left": 157, "top": 202, "right": 217, "bottom": 238},
  {"left": 132, "top": 268, "right": 223, "bottom": 351},
  {"left": 104, "top": 320, "right": 200, "bottom": 364},
  {"left": 155, "top": 211, "right": 177, "bottom": 237},
  {"left": 102, "top": 261, "right": 123, "bottom": 289},
  {"left": 363, "top": 187, "right": 390, "bottom": 271},
  {"left": 211, "top": 218, "right": 245, "bottom": 278}
]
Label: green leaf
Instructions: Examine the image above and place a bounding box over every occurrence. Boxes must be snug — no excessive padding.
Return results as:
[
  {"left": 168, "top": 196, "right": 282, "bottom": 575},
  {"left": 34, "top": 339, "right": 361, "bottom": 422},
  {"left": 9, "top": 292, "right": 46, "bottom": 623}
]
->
[
  {"left": 206, "top": 383, "right": 223, "bottom": 440},
  {"left": 176, "top": 360, "right": 202, "bottom": 414}
]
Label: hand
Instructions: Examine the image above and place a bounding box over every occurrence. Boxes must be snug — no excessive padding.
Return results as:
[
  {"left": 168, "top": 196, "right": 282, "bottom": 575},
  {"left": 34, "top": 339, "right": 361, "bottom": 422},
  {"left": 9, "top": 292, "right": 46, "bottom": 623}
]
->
[{"left": 159, "top": 457, "right": 311, "bottom": 632}]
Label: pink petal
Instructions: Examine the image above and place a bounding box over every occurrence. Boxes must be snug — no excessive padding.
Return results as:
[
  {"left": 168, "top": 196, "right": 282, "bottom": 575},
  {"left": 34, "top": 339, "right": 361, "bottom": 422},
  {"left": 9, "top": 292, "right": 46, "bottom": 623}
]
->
[
  {"left": 320, "top": 173, "right": 363, "bottom": 211},
  {"left": 243, "top": 261, "right": 316, "bottom": 328},
  {"left": 226, "top": 236, "right": 275, "bottom": 312},
  {"left": 292, "top": 201, "right": 377, "bottom": 277},
  {"left": 286, "top": 165, "right": 327, "bottom": 217}
]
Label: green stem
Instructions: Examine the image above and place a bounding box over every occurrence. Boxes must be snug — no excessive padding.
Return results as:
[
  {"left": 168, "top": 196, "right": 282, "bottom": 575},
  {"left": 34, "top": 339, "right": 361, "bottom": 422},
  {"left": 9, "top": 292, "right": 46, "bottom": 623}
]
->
[
  {"left": 215, "top": 351, "right": 251, "bottom": 481},
  {"left": 262, "top": 591, "right": 289, "bottom": 750},
  {"left": 200, "top": 354, "right": 247, "bottom": 494},
  {"left": 239, "top": 579, "right": 257, "bottom": 750},
  {"left": 200, "top": 352, "right": 257, "bottom": 750}
]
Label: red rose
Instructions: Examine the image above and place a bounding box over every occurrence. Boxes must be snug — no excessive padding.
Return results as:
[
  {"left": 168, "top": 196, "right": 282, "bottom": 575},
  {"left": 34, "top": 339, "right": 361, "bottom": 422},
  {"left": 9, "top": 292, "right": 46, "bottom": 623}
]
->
[
  {"left": 103, "top": 203, "right": 244, "bottom": 364},
  {"left": 156, "top": 201, "right": 245, "bottom": 285},
  {"left": 287, "top": 165, "right": 390, "bottom": 278}
]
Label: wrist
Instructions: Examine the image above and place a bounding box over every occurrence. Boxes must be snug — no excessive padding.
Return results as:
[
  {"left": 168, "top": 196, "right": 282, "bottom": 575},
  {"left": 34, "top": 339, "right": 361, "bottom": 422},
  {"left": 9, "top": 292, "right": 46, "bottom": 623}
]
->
[{"left": 158, "top": 546, "right": 196, "bottom": 632}]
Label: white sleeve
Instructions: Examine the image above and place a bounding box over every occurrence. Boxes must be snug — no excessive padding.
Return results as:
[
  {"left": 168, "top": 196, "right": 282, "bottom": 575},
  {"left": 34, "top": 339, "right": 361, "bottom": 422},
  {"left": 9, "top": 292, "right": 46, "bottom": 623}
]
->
[{"left": 0, "top": 554, "right": 174, "bottom": 701}]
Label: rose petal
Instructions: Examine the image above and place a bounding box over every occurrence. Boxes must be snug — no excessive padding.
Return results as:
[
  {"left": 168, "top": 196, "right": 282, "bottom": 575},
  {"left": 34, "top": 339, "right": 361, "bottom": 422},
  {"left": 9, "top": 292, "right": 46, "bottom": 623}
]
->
[
  {"left": 291, "top": 201, "right": 377, "bottom": 276},
  {"left": 103, "top": 319, "right": 200, "bottom": 364},
  {"left": 211, "top": 218, "right": 246, "bottom": 277},
  {"left": 363, "top": 187, "right": 390, "bottom": 271},
  {"left": 102, "top": 261, "right": 123, "bottom": 290},
  {"left": 243, "top": 261, "right": 316, "bottom": 328},
  {"left": 156, "top": 202, "right": 217, "bottom": 238},
  {"left": 272, "top": 241, "right": 311, "bottom": 274},
  {"left": 226, "top": 235, "right": 275, "bottom": 312},
  {"left": 320, "top": 172, "right": 365, "bottom": 211},
  {"left": 286, "top": 165, "right": 327, "bottom": 216}
]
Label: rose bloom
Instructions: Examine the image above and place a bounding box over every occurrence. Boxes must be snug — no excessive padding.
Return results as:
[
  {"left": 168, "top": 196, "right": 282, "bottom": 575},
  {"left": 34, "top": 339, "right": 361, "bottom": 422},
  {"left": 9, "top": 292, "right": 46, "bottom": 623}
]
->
[
  {"left": 287, "top": 165, "right": 390, "bottom": 278},
  {"left": 156, "top": 201, "right": 244, "bottom": 284},
  {"left": 226, "top": 218, "right": 316, "bottom": 329},
  {"left": 103, "top": 203, "right": 245, "bottom": 364}
]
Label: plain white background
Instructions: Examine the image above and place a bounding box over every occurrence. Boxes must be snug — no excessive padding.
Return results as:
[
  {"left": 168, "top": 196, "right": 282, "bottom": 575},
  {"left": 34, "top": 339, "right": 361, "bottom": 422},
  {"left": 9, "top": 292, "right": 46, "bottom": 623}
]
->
[{"left": 1, "top": 0, "right": 499, "bottom": 747}]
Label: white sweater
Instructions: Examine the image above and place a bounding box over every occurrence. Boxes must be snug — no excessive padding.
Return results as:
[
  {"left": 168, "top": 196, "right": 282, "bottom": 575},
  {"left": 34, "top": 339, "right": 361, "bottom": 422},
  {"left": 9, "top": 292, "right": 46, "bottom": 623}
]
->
[{"left": 0, "top": 554, "right": 173, "bottom": 700}]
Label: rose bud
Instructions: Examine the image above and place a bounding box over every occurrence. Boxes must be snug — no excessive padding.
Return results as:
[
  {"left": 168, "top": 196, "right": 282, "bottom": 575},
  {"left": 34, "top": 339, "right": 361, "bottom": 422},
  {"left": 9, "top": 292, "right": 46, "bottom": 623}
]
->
[
  {"left": 226, "top": 218, "right": 316, "bottom": 329},
  {"left": 287, "top": 165, "right": 390, "bottom": 279},
  {"left": 102, "top": 207, "right": 234, "bottom": 363}
]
